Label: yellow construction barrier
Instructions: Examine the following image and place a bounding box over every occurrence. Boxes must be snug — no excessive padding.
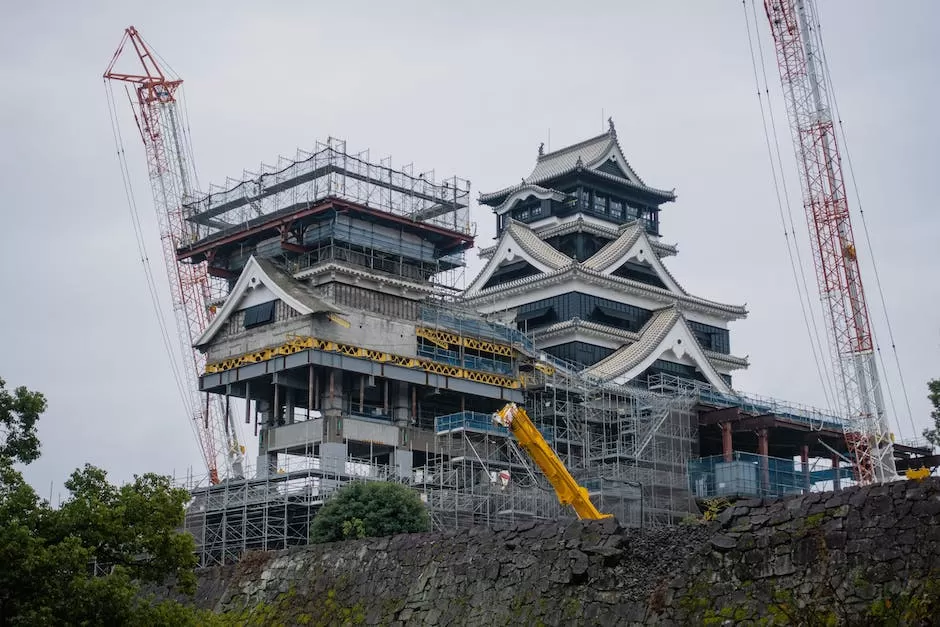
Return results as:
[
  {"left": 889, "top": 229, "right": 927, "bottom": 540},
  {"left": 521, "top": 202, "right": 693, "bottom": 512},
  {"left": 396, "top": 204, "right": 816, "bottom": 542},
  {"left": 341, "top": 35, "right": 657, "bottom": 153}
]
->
[{"left": 205, "top": 334, "right": 521, "bottom": 389}]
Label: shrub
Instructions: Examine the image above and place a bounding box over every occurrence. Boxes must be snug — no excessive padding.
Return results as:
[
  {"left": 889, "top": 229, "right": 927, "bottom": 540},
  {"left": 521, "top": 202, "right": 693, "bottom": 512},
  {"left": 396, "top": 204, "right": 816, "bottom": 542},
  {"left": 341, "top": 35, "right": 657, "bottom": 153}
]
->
[{"left": 310, "top": 482, "right": 429, "bottom": 543}]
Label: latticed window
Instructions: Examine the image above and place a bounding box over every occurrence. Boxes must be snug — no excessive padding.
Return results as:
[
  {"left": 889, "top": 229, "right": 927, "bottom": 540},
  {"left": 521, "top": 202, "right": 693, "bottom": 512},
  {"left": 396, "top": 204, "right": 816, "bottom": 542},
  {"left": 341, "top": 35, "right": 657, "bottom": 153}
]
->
[
  {"left": 593, "top": 193, "right": 607, "bottom": 215},
  {"left": 610, "top": 199, "right": 624, "bottom": 219}
]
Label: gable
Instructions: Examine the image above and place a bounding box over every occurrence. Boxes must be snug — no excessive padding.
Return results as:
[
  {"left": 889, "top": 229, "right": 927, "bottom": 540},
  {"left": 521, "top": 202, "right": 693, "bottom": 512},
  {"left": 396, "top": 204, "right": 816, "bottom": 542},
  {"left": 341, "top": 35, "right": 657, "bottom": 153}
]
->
[
  {"left": 195, "top": 256, "right": 339, "bottom": 347},
  {"left": 611, "top": 260, "right": 668, "bottom": 289},
  {"left": 545, "top": 232, "right": 611, "bottom": 262},
  {"left": 482, "top": 259, "right": 541, "bottom": 290},
  {"left": 584, "top": 225, "right": 686, "bottom": 295},
  {"left": 464, "top": 221, "right": 571, "bottom": 296},
  {"left": 594, "top": 157, "right": 631, "bottom": 180},
  {"left": 583, "top": 308, "right": 733, "bottom": 393}
]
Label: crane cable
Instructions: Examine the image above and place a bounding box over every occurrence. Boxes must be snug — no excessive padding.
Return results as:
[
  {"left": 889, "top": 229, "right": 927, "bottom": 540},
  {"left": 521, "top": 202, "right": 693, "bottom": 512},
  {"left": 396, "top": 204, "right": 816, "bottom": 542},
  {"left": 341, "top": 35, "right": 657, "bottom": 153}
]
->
[
  {"left": 104, "top": 79, "right": 206, "bottom": 457},
  {"left": 140, "top": 33, "right": 251, "bottom": 458},
  {"left": 811, "top": 5, "right": 918, "bottom": 443},
  {"left": 741, "top": 0, "right": 840, "bottom": 414}
]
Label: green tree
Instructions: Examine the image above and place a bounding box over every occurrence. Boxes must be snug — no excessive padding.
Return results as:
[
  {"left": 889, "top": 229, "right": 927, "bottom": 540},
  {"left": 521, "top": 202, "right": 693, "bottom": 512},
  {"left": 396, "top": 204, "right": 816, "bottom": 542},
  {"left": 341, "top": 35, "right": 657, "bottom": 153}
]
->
[
  {"left": 0, "top": 377, "right": 207, "bottom": 626},
  {"left": 923, "top": 378, "right": 940, "bottom": 450},
  {"left": 0, "top": 377, "right": 46, "bottom": 464},
  {"left": 310, "top": 481, "right": 430, "bottom": 543}
]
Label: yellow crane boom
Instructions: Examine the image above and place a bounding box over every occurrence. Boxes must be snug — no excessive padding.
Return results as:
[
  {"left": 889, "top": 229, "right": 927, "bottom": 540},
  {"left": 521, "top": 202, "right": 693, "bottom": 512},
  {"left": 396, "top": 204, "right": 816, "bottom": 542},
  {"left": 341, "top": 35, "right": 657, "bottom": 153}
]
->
[{"left": 493, "top": 403, "right": 612, "bottom": 520}]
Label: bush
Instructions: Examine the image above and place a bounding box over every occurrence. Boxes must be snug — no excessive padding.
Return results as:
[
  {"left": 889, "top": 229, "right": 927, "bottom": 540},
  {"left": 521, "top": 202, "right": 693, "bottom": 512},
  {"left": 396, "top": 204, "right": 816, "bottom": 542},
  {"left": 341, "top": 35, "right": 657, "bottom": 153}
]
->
[{"left": 310, "top": 481, "right": 430, "bottom": 543}]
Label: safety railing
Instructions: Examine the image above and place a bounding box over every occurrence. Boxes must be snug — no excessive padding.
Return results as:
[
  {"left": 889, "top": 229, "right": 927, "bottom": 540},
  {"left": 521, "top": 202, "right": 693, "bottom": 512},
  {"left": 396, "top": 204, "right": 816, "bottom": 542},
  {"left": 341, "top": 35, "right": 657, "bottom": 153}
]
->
[
  {"left": 646, "top": 374, "right": 845, "bottom": 432},
  {"left": 688, "top": 451, "right": 850, "bottom": 500},
  {"left": 434, "top": 411, "right": 554, "bottom": 441}
]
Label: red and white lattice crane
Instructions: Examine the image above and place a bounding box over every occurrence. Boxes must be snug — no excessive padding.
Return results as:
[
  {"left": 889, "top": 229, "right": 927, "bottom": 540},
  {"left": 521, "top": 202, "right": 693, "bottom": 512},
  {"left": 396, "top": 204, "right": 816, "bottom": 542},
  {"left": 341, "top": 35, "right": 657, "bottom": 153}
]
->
[
  {"left": 104, "top": 26, "right": 243, "bottom": 484},
  {"left": 762, "top": 1, "right": 895, "bottom": 483}
]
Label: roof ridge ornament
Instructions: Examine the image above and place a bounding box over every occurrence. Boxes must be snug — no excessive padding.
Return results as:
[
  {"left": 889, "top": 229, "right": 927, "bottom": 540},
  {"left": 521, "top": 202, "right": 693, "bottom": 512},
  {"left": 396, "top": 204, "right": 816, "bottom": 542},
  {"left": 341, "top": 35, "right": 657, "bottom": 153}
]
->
[
  {"left": 608, "top": 117, "right": 616, "bottom": 138},
  {"left": 575, "top": 155, "right": 584, "bottom": 169},
  {"left": 538, "top": 142, "right": 545, "bottom": 157}
]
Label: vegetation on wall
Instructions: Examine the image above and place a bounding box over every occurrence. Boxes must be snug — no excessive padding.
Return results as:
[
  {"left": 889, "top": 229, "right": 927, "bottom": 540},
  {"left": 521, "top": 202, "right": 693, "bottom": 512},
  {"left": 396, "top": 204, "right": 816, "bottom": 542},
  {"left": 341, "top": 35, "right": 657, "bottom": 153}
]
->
[{"left": 922, "top": 378, "right": 940, "bottom": 451}]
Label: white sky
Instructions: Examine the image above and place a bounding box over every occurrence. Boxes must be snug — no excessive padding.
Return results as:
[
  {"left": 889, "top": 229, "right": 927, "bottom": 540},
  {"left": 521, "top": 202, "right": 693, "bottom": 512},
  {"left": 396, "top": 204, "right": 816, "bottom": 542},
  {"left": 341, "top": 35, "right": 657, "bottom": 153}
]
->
[{"left": 1, "top": 1, "right": 937, "bottom": 497}]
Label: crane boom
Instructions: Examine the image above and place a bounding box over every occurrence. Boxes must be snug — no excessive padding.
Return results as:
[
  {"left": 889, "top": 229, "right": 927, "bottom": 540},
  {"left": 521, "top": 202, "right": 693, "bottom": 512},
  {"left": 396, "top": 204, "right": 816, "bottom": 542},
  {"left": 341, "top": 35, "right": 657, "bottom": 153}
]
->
[
  {"left": 762, "top": 0, "right": 895, "bottom": 483},
  {"left": 493, "top": 403, "right": 611, "bottom": 520},
  {"left": 104, "top": 26, "right": 243, "bottom": 484}
]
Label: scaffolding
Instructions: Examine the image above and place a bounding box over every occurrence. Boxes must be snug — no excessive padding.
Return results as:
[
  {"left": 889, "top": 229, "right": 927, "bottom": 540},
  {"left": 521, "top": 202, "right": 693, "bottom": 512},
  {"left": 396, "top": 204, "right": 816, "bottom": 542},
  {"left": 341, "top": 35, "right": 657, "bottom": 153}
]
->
[
  {"left": 181, "top": 446, "right": 411, "bottom": 567},
  {"left": 181, "top": 367, "right": 706, "bottom": 566},
  {"left": 182, "top": 137, "right": 471, "bottom": 241},
  {"left": 180, "top": 137, "right": 473, "bottom": 296}
]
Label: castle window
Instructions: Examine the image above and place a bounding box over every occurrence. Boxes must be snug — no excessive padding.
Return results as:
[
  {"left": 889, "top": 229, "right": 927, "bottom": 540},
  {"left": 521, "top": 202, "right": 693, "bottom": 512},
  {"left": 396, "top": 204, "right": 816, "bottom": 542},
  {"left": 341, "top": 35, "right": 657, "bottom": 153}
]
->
[
  {"left": 610, "top": 199, "right": 624, "bottom": 219},
  {"left": 243, "top": 301, "right": 276, "bottom": 329},
  {"left": 593, "top": 193, "right": 607, "bottom": 215}
]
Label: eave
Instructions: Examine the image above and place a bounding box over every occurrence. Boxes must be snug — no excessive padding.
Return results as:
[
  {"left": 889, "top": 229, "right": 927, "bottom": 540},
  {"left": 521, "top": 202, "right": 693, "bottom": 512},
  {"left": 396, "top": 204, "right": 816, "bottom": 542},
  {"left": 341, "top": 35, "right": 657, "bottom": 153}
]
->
[{"left": 462, "top": 265, "right": 747, "bottom": 321}]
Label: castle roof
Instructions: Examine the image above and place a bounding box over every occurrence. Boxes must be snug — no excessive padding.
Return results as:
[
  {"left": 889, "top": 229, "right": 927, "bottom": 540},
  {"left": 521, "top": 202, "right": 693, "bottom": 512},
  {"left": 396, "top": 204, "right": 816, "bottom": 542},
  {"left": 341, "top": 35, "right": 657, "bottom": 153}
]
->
[
  {"left": 479, "top": 121, "right": 676, "bottom": 205},
  {"left": 582, "top": 306, "right": 735, "bottom": 392}
]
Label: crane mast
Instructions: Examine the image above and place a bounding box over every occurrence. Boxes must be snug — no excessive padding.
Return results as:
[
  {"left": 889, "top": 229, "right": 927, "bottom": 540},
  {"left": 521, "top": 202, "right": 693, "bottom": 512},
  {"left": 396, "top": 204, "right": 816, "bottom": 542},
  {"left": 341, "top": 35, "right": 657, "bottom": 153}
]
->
[
  {"left": 104, "top": 27, "right": 243, "bottom": 484},
  {"left": 763, "top": 0, "right": 895, "bottom": 483}
]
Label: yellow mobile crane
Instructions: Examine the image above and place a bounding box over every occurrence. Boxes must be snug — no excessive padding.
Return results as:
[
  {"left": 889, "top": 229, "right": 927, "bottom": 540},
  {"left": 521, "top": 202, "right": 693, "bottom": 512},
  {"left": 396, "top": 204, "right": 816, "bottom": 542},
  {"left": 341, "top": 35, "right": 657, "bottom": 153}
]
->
[{"left": 493, "top": 403, "right": 612, "bottom": 520}]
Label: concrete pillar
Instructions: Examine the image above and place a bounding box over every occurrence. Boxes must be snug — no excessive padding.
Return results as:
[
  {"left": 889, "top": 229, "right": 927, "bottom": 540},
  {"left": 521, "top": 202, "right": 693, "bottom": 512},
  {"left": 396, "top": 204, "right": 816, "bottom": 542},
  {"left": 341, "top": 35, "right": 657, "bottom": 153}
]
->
[
  {"left": 832, "top": 455, "right": 842, "bottom": 491},
  {"left": 286, "top": 387, "right": 295, "bottom": 425},
  {"left": 721, "top": 422, "right": 733, "bottom": 462},
  {"left": 323, "top": 369, "right": 344, "bottom": 440},
  {"left": 257, "top": 399, "right": 272, "bottom": 434},
  {"left": 801, "top": 444, "right": 811, "bottom": 493},
  {"left": 383, "top": 379, "right": 389, "bottom": 415},
  {"left": 392, "top": 382, "right": 410, "bottom": 427},
  {"left": 307, "top": 365, "right": 314, "bottom": 420},
  {"left": 358, "top": 375, "right": 365, "bottom": 414},
  {"left": 323, "top": 369, "right": 343, "bottom": 416},
  {"left": 244, "top": 381, "right": 252, "bottom": 424},
  {"left": 757, "top": 428, "right": 770, "bottom": 495}
]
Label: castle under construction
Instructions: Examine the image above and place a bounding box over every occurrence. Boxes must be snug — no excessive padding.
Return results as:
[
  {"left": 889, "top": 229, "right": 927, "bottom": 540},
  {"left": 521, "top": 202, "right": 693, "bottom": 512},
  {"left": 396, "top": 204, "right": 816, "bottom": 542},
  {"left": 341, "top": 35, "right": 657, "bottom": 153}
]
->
[{"left": 179, "top": 130, "right": 932, "bottom": 567}]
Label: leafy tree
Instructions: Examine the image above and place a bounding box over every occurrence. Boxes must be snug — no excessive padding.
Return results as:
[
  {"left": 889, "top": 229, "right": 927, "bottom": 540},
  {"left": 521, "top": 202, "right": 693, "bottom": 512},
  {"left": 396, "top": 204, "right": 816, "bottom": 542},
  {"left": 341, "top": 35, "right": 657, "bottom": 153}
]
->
[
  {"left": 0, "top": 376, "right": 207, "bottom": 626},
  {"left": 310, "top": 481, "right": 430, "bottom": 543},
  {"left": 923, "top": 378, "right": 940, "bottom": 451},
  {"left": 0, "top": 377, "right": 46, "bottom": 464}
]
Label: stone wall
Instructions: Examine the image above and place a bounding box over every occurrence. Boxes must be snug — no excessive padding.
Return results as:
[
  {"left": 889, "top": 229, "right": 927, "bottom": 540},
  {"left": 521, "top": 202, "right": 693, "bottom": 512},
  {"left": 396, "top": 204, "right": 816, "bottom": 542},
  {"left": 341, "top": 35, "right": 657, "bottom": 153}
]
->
[{"left": 189, "top": 478, "right": 940, "bottom": 625}]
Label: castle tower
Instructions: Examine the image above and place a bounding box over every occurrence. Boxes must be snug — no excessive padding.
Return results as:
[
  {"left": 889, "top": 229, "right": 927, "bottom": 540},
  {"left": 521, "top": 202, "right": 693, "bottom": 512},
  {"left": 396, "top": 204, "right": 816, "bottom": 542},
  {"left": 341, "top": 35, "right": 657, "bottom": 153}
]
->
[{"left": 464, "top": 121, "right": 749, "bottom": 390}]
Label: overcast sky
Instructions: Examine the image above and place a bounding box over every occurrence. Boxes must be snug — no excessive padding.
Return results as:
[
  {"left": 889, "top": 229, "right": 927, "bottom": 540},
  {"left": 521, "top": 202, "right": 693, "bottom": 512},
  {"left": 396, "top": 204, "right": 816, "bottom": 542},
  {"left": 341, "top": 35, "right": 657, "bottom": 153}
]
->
[{"left": 2, "top": 1, "right": 937, "bottom": 497}]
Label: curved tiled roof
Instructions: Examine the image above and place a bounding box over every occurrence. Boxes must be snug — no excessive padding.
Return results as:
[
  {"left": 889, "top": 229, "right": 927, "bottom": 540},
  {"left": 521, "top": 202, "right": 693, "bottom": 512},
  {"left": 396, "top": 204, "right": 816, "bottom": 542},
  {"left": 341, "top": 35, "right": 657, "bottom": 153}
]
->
[
  {"left": 526, "top": 132, "right": 619, "bottom": 184},
  {"left": 581, "top": 222, "right": 644, "bottom": 272},
  {"left": 462, "top": 264, "right": 747, "bottom": 319},
  {"left": 584, "top": 307, "right": 681, "bottom": 380},
  {"left": 503, "top": 220, "right": 574, "bottom": 270},
  {"left": 480, "top": 126, "right": 675, "bottom": 204},
  {"left": 579, "top": 222, "right": 688, "bottom": 295},
  {"left": 531, "top": 318, "right": 641, "bottom": 344},
  {"left": 581, "top": 307, "right": 736, "bottom": 391},
  {"left": 532, "top": 318, "right": 748, "bottom": 374},
  {"left": 532, "top": 217, "right": 678, "bottom": 258},
  {"left": 704, "top": 350, "right": 750, "bottom": 370},
  {"left": 490, "top": 184, "right": 567, "bottom": 216}
]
